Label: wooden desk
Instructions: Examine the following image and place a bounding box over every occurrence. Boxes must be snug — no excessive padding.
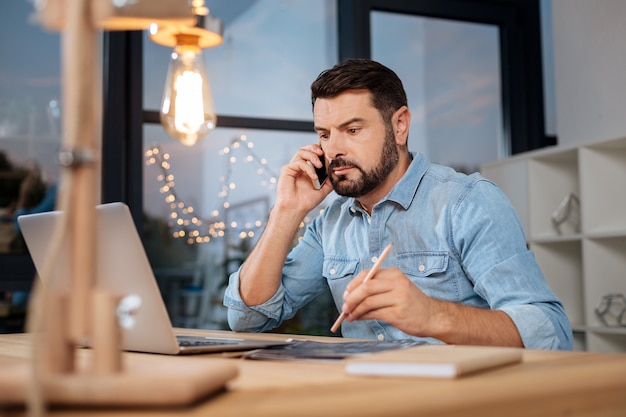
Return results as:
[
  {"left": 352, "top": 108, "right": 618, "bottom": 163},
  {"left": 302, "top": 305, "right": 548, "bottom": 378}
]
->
[{"left": 2, "top": 329, "right": 626, "bottom": 417}]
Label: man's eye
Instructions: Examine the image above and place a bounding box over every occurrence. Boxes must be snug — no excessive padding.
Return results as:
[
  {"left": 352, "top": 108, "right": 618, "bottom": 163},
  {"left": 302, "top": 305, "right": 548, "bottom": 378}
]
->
[
  {"left": 319, "top": 133, "right": 329, "bottom": 140},
  {"left": 347, "top": 127, "right": 360, "bottom": 134}
]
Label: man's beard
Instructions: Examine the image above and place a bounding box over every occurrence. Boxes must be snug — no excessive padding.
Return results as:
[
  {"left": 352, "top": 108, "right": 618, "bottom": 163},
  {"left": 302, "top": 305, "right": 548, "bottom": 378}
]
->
[{"left": 329, "top": 125, "right": 399, "bottom": 198}]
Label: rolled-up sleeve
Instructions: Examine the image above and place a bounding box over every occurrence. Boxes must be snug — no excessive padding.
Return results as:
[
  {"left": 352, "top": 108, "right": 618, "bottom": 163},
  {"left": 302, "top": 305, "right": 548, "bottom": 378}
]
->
[
  {"left": 501, "top": 303, "right": 571, "bottom": 350},
  {"left": 453, "top": 180, "right": 573, "bottom": 350},
  {"left": 223, "top": 219, "right": 328, "bottom": 333},
  {"left": 474, "top": 250, "right": 573, "bottom": 350},
  {"left": 223, "top": 266, "right": 289, "bottom": 333}
]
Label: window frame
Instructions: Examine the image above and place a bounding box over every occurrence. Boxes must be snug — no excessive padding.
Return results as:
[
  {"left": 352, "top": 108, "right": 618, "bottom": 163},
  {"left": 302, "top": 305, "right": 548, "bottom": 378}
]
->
[
  {"left": 103, "top": 0, "right": 550, "bottom": 223},
  {"left": 338, "top": 0, "right": 553, "bottom": 155},
  {"left": 0, "top": 0, "right": 550, "bottom": 293}
]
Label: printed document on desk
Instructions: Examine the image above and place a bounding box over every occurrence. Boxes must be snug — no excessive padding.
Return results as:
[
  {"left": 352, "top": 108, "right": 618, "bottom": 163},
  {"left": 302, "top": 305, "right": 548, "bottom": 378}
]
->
[
  {"left": 345, "top": 344, "right": 523, "bottom": 378},
  {"left": 243, "top": 339, "right": 426, "bottom": 361}
]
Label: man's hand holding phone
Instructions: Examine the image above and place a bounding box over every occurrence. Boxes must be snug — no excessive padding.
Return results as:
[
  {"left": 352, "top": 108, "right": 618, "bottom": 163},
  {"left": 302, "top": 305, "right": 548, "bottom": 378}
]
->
[
  {"left": 308, "top": 153, "right": 328, "bottom": 190},
  {"left": 275, "top": 145, "right": 330, "bottom": 213}
]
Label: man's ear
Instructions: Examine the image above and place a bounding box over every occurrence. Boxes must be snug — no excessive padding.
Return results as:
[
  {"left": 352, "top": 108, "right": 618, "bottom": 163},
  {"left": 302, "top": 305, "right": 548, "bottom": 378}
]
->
[{"left": 392, "top": 105, "right": 411, "bottom": 146}]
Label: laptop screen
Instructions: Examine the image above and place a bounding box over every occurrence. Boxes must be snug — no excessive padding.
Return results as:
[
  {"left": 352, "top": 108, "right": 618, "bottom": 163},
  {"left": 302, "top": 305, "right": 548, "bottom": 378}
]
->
[{"left": 18, "top": 202, "right": 182, "bottom": 354}]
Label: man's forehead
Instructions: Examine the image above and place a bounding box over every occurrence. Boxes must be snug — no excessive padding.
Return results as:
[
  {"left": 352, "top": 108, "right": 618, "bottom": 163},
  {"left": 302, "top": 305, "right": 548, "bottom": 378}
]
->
[
  {"left": 313, "top": 90, "right": 375, "bottom": 123},
  {"left": 313, "top": 89, "right": 372, "bottom": 107}
]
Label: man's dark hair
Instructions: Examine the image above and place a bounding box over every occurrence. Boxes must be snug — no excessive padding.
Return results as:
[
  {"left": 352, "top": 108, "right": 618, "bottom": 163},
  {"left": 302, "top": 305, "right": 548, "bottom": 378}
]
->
[{"left": 311, "top": 59, "right": 408, "bottom": 124}]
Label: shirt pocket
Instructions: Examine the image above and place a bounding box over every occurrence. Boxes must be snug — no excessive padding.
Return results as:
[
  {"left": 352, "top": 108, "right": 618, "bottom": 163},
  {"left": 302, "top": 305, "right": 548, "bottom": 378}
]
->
[
  {"left": 323, "top": 258, "right": 360, "bottom": 306},
  {"left": 397, "top": 251, "right": 458, "bottom": 301},
  {"left": 323, "top": 258, "right": 360, "bottom": 281}
]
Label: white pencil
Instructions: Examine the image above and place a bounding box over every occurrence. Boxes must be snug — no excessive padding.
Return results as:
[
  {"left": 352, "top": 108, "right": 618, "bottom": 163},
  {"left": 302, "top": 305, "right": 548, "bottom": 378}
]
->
[{"left": 330, "top": 243, "right": 393, "bottom": 333}]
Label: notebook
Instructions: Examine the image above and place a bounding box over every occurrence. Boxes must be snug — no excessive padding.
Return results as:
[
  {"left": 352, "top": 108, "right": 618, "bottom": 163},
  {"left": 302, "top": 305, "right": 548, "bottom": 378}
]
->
[
  {"left": 345, "top": 344, "right": 523, "bottom": 378},
  {"left": 18, "top": 202, "right": 291, "bottom": 355}
]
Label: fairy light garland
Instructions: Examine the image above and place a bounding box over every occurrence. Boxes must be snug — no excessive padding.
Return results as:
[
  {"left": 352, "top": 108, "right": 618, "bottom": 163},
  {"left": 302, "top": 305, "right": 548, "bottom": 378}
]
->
[
  {"left": 145, "top": 146, "right": 212, "bottom": 244},
  {"left": 145, "top": 135, "right": 292, "bottom": 245}
]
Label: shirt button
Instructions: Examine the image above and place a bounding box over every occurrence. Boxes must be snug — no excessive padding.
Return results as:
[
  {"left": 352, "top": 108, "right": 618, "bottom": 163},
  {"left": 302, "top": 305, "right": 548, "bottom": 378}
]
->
[
  {"left": 329, "top": 268, "right": 336, "bottom": 275},
  {"left": 377, "top": 334, "right": 385, "bottom": 341},
  {"left": 418, "top": 264, "right": 426, "bottom": 272},
  {"left": 371, "top": 256, "right": 378, "bottom": 263}
]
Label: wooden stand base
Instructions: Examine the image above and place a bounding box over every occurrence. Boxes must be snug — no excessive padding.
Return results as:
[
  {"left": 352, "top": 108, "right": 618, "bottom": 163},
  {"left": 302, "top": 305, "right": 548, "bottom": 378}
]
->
[{"left": 0, "top": 353, "right": 238, "bottom": 406}]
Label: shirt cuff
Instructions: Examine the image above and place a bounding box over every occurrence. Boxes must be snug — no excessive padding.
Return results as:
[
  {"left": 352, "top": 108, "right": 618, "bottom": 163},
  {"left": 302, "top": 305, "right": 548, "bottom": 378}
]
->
[
  {"left": 500, "top": 304, "right": 563, "bottom": 350},
  {"left": 223, "top": 268, "right": 286, "bottom": 332}
]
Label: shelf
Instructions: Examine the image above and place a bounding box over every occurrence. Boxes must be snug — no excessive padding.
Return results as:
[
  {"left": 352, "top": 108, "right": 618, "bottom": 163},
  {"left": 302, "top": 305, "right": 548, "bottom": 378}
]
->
[
  {"left": 531, "top": 234, "right": 583, "bottom": 244},
  {"left": 481, "top": 136, "right": 626, "bottom": 353},
  {"left": 585, "top": 230, "right": 626, "bottom": 240},
  {"left": 585, "top": 326, "right": 626, "bottom": 335},
  {"left": 586, "top": 332, "right": 626, "bottom": 352},
  {"left": 531, "top": 240, "right": 584, "bottom": 325},
  {"left": 528, "top": 149, "right": 580, "bottom": 240},
  {"left": 582, "top": 237, "right": 626, "bottom": 328},
  {"left": 580, "top": 144, "right": 626, "bottom": 233}
]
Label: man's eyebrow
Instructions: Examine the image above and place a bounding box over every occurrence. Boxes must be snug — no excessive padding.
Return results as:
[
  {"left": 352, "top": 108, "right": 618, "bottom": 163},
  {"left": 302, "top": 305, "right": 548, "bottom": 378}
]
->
[{"left": 314, "top": 117, "right": 365, "bottom": 133}]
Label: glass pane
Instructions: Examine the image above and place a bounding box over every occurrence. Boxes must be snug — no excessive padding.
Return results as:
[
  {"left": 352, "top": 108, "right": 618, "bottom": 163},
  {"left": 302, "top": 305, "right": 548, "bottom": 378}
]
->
[
  {"left": 0, "top": 2, "right": 61, "bottom": 254},
  {"left": 540, "top": 0, "right": 556, "bottom": 137},
  {"left": 143, "top": 126, "right": 329, "bottom": 328},
  {"left": 143, "top": 0, "right": 338, "bottom": 120},
  {"left": 371, "top": 11, "right": 503, "bottom": 173}
]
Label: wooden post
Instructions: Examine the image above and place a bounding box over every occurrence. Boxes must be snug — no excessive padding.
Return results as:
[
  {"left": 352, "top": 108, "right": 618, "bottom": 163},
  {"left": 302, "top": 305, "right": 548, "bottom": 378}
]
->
[
  {"left": 47, "top": 0, "right": 125, "bottom": 378},
  {"left": 43, "top": 293, "right": 74, "bottom": 374},
  {"left": 92, "top": 291, "right": 123, "bottom": 374},
  {"left": 0, "top": 0, "right": 237, "bottom": 406},
  {"left": 61, "top": 0, "right": 100, "bottom": 346}
]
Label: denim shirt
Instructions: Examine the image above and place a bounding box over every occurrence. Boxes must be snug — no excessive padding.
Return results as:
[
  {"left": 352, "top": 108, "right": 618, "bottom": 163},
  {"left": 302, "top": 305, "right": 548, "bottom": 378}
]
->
[{"left": 224, "top": 153, "right": 573, "bottom": 350}]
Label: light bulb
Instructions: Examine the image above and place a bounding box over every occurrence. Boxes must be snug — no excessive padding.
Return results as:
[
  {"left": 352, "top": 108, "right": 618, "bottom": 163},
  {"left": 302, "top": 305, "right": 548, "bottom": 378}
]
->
[{"left": 160, "top": 34, "right": 216, "bottom": 146}]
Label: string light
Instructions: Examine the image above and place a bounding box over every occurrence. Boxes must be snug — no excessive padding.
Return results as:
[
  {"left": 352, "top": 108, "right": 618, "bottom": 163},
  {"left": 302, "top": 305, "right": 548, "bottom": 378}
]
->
[{"left": 145, "top": 135, "right": 299, "bottom": 245}]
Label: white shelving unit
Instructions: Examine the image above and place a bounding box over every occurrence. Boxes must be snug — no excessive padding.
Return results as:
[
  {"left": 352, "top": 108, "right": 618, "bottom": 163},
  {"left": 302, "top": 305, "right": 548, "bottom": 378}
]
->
[{"left": 481, "top": 136, "right": 626, "bottom": 352}]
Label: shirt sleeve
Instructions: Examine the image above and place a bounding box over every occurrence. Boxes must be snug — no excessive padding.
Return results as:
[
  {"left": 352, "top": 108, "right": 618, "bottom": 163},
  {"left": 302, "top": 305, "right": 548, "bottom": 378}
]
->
[
  {"left": 451, "top": 179, "right": 573, "bottom": 350},
  {"left": 223, "top": 266, "right": 288, "bottom": 332},
  {"left": 223, "top": 218, "right": 328, "bottom": 333}
]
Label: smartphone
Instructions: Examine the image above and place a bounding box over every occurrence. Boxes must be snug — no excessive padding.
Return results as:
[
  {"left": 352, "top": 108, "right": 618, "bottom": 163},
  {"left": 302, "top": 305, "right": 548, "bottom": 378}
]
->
[{"left": 309, "top": 154, "right": 328, "bottom": 190}]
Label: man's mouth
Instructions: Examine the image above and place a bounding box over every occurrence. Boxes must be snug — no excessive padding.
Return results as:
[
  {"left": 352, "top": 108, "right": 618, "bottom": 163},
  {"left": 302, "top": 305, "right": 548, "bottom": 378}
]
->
[
  {"left": 330, "top": 160, "right": 356, "bottom": 177},
  {"left": 333, "top": 166, "right": 353, "bottom": 176}
]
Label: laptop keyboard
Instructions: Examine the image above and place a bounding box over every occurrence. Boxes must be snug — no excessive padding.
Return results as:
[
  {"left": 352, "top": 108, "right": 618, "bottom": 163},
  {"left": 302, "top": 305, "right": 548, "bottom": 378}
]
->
[{"left": 177, "top": 335, "right": 243, "bottom": 347}]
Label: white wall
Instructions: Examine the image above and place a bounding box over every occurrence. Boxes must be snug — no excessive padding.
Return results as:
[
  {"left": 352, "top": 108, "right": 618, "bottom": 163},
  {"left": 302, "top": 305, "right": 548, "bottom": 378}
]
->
[{"left": 552, "top": 0, "right": 626, "bottom": 146}]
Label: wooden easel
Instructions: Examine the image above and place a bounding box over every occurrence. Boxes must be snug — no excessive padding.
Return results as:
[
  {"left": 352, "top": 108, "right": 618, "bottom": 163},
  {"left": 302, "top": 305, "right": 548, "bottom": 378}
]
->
[{"left": 0, "top": 0, "right": 237, "bottom": 408}]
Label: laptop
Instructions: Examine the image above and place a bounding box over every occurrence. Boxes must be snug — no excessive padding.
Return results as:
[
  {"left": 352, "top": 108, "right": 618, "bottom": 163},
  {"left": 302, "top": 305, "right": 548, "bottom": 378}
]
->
[{"left": 18, "top": 202, "right": 291, "bottom": 355}]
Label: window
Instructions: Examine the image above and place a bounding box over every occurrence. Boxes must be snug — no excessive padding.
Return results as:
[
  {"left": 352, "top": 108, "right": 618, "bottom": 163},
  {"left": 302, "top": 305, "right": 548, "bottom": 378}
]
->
[
  {"left": 372, "top": 12, "right": 503, "bottom": 173},
  {"left": 0, "top": 0, "right": 550, "bottom": 335},
  {"left": 143, "top": 0, "right": 337, "bottom": 120},
  {"left": 140, "top": 0, "right": 337, "bottom": 330},
  {"left": 0, "top": 1, "right": 61, "bottom": 294},
  {"left": 111, "top": 0, "right": 552, "bottom": 334},
  {"left": 338, "top": 0, "right": 552, "bottom": 155}
]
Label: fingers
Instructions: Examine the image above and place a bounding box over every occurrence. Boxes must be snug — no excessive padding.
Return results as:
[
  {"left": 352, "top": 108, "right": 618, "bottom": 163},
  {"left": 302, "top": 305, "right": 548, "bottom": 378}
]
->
[
  {"left": 275, "top": 144, "right": 331, "bottom": 209},
  {"left": 341, "top": 272, "right": 392, "bottom": 319},
  {"left": 341, "top": 269, "right": 415, "bottom": 323},
  {"left": 285, "top": 145, "right": 328, "bottom": 188},
  {"left": 294, "top": 144, "right": 324, "bottom": 170},
  {"left": 341, "top": 269, "right": 433, "bottom": 336},
  {"left": 344, "top": 269, "right": 369, "bottom": 293},
  {"left": 343, "top": 289, "right": 393, "bottom": 323}
]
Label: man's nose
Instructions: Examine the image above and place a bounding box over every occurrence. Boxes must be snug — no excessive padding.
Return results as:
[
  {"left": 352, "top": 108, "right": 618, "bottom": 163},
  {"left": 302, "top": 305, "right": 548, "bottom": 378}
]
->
[{"left": 321, "top": 131, "right": 345, "bottom": 160}]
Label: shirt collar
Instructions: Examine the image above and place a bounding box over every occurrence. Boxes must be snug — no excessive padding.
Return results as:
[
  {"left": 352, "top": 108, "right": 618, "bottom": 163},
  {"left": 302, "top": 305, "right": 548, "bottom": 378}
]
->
[{"left": 348, "top": 152, "right": 428, "bottom": 214}]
